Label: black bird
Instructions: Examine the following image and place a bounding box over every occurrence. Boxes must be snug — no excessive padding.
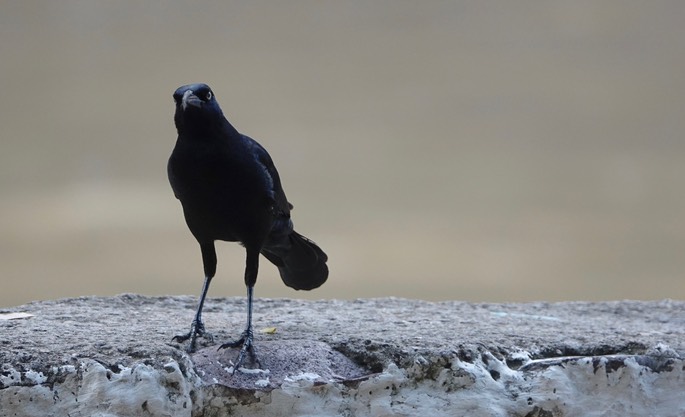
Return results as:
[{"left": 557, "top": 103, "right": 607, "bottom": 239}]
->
[{"left": 168, "top": 83, "right": 328, "bottom": 369}]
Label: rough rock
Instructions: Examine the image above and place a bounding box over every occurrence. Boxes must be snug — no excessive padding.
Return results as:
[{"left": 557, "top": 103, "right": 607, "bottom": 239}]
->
[{"left": 1, "top": 295, "right": 684, "bottom": 416}]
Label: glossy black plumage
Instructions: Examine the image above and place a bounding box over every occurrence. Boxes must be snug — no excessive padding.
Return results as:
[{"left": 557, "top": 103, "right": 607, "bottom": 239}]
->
[{"left": 168, "top": 83, "right": 328, "bottom": 369}]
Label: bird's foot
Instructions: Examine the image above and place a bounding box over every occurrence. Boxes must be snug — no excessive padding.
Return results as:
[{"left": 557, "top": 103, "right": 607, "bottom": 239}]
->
[
  {"left": 172, "top": 319, "right": 214, "bottom": 353},
  {"left": 218, "top": 326, "right": 260, "bottom": 374}
]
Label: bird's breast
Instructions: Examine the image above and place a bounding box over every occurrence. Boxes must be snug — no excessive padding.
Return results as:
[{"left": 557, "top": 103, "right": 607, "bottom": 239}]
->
[{"left": 170, "top": 141, "right": 273, "bottom": 215}]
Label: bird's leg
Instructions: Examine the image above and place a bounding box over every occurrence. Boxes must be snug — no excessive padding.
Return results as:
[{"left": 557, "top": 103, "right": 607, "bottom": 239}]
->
[
  {"left": 172, "top": 275, "right": 215, "bottom": 352},
  {"left": 173, "top": 242, "right": 217, "bottom": 352},
  {"left": 219, "top": 248, "right": 260, "bottom": 373},
  {"left": 219, "top": 286, "right": 259, "bottom": 373}
]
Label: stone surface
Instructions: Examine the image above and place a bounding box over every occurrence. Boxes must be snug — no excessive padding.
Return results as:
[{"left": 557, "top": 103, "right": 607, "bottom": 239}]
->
[{"left": 1, "top": 295, "right": 684, "bottom": 416}]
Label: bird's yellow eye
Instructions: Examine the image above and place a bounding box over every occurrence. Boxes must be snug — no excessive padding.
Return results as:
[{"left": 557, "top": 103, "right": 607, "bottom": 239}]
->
[{"left": 206, "top": 91, "right": 213, "bottom": 100}]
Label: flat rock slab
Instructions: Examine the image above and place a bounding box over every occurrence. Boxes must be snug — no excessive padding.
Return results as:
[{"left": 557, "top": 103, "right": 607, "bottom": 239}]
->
[
  {"left": 1, "top": 295, "right": 684, "bottom": 416},
  {"left": 192, "top": 340, "right": 369, "bottom": 391}
]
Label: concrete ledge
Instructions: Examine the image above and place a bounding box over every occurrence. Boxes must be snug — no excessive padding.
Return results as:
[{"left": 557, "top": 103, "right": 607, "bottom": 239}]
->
[{"left": 1, "top": 295, "right": 684, "bottom": 416}]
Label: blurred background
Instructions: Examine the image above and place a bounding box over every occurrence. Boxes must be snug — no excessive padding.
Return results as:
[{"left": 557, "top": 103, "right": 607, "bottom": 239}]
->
[{"left": 1, "top": 1, "right": 684, "bottom": 308}]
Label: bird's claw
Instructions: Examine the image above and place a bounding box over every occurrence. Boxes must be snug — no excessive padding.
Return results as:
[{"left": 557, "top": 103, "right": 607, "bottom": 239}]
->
[
  {"left": 219, "top": 326, "right": 260, "bottom": 373},
  {"left": 172, "top": 319, "right": 214, "bottom": 352}
]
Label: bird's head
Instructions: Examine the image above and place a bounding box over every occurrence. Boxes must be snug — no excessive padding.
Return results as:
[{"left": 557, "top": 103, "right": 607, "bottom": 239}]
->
[{"left": 173, "top": 83, "right": 224, "bottom": 133}]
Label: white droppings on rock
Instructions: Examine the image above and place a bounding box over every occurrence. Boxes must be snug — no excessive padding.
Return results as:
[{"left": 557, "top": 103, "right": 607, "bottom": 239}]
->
[
  {"left": 224, "top": 366, "right": 271, "bottom": 375},
  {"left": 255, "top": 377, "right": 270, "bottom": 388},
  {"left": 0, "top": 312, "right": 34, "bottom": 320},
  {"left": 647, "top": 342, "right": 681, "bottom": 358},
  {"left": 51, "top": 364, "right": 76, "bottom": 375},
  {"left": 284, "top": 372, "right": 321, "bottom": 382},
  {"left": 23, "top": 370, "right": 47, "bottom": 384},
  {"left": 0, "top": 366, "right": 21, "bottom": 387}
]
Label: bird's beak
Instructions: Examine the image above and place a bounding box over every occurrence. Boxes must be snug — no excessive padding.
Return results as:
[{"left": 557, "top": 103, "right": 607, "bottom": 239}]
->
[{"left": 181, "top": 89, "right": 202, "bottom": 111}]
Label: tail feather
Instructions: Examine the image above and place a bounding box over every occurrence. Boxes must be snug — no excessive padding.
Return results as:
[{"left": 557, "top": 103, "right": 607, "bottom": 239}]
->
[{"left": 261, "top": 232, "right": 328, "bottom": 290}]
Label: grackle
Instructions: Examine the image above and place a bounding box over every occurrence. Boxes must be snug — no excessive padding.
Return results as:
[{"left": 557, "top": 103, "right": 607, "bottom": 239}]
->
[{"left": 168, "top": 83, "right": 328, "bottom": 370}]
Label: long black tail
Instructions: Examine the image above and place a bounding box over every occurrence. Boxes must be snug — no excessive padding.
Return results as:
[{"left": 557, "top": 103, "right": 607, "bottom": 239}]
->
[{"left": 261, "top": 232, "right": 328, "bottom": 290}]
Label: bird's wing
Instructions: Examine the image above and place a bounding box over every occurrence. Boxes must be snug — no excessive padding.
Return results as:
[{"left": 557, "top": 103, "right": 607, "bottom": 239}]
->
[
  {"left": 242, "top": 135, "right": 293, "bottom": 218},
  {"left": 167, "top": 153, "right": 182, "bottom": 200}
]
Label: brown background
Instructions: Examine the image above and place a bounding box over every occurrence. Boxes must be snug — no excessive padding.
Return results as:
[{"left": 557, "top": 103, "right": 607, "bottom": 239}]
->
[{"left": 2, "top": 2, "right": 685, "bottom": 307}]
